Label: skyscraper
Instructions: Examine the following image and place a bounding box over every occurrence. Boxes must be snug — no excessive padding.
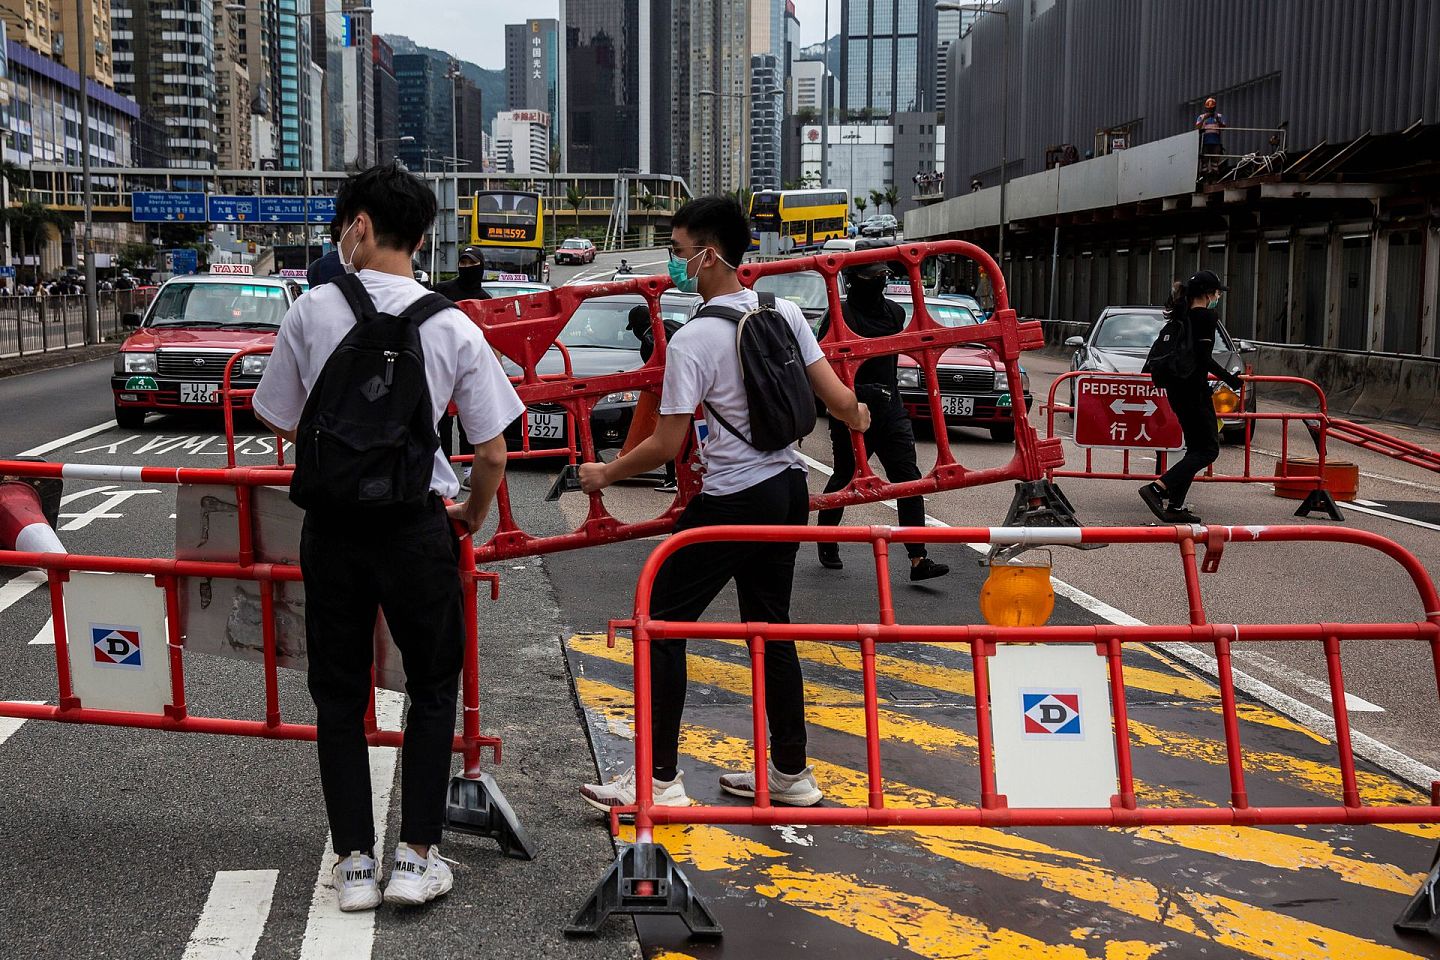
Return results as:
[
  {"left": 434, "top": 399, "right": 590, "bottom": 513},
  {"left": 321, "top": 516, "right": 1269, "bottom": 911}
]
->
[
  {"left": 559, "top": 0, "right": 671, "bottom": 175},
  {"left": 841, "top": 0, "right": 938, "bottom": 118},
  {"left": 394, "top": 53, "right": 449, "bottom": 171},
  {"left": 686, "top": 0, "right": 749, "bottom": 193},
  {"left": 934, "top": 6, "right": 977, "bottom": 113},
  {"left": 112, "top": 0, "right": 218, "bottom": 168},
  {"left": 274, "top": 0, "right": 316, "bottom": 171},
  {"left": 214, "top": 1, "right": 253, "bottom": 168},
  {"left": 505, "top": 18, "right": 557, "bottom": 119},
  {"left": 0, "top": 0, "right": 114, "bottom": 88},
  {"left": 749, "top": 0, "right": 786, "bottom": 190},
  {"left": 372, "top": 34, "right": 398, "bottom": 159}
]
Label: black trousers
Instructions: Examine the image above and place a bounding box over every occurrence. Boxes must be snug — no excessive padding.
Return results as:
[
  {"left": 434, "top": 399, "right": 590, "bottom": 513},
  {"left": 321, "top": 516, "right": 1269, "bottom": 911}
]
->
[
  {"left": 1160, "top": 382, "right": 1221, "bottom": 505},
  {"left": 817, "top": 390, "right": 928, "bottom": 559},
  {"left": 301, "top": 496, "right": 464, "bottom": 855},
  {"left": 649, "top": 468, "right": 810, "bottom": 779},
  {"left": 438, "top": 414, "right": 470, "bottom": 461}
]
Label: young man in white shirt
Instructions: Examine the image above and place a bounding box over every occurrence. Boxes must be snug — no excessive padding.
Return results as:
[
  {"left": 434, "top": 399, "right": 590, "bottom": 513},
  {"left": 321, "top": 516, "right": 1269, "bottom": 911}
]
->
[
  {"left": 253, "top": 164, "right": 524, "bottom": 911},
  {"left": 576, "top": 196, "right": 870, "bottom": 809}
]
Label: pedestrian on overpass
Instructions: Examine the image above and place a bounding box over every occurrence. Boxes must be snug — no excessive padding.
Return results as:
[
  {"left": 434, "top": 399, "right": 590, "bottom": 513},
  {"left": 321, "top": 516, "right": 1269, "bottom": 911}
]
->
[
  {"left": 1140, "top": 270, "right": 1243, "bottom": 523},
  {"left": 576, "top": 196, "right": 869, "bottom": 810},
  {"left": 814, "top": 240, "right": 949, "bottom": 581},
  {"left": 253, "top": 164, "right": 523, "bottom": 913}
]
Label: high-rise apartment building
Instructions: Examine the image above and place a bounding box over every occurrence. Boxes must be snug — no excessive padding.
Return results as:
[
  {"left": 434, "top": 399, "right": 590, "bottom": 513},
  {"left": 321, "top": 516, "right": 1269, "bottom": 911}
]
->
[
  {"left": 233, "top": 0, "right": 278, "bottom": 166},
  {"left": 748, "top": 0, "right": 785, "bottom": 190},
  {"left": 112, "top": 0, "right": 217, "bottom": 168},
  {"left": 504, "top": 18, "right": 557, "bottom": 118},
  {"left": 492, "top": 110, "right": 550, "bottom": 175},
  {"left": 559, "top": 0, "right": 671, "bottom": 175},
  {"left": 841, "top": 0, "right": 938, "bottom": 118},
  {"left": 686, "top": 0, "right": 749, "bottom": 193},
  {"left": 214, "top": 1, "right": 253, "bottom": 167},
  {"left": 0, "top": 0, "right": 112, "bottom": 88}
]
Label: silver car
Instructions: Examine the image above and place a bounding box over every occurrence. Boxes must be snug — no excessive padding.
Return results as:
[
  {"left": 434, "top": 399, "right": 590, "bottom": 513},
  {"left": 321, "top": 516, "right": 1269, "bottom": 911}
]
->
[{"left": 1065, "top": 305, "right": 1257, "bottom": 441}]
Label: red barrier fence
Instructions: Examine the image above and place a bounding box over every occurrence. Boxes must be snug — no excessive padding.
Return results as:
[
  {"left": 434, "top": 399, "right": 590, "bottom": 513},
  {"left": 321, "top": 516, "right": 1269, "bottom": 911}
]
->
[
  {"left": 1043, "top": 371, "right": 1344, "bottom": 519},
  {"left": 0, "top": 457, "right": 534, "bottom": 859},
  {"left": 566, "top": 522, "right": 1440, "bottom": 937},
  {"left": 463, "top": 241, "right": 1065, "bottom": 563}
]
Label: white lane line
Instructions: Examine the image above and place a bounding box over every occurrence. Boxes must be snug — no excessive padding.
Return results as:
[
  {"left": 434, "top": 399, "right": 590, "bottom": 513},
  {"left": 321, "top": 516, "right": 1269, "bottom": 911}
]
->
[
  {"left": 0, "top": 701, "right": 44, "bottom": 747},
  {"left": 1234, "top": 650, "right": 1385, "bottom": 713},
  {"left": 0, "top": 570, "right": 46, "bottom": 616},
  {"left": 18, "top": 419, "right": 117, "bottom": 457},
  {"left": 182, "top": 870, "right": 279, "bottom": 960},
  {"left": 1341, "top": 499, "right": 1440, "bottom": 533},
  {"left": 797, "top": 451, "right": 1440, "bottom": 790},
  {"left": 298, "top": 689, "right": 404, "bottom": 960}
]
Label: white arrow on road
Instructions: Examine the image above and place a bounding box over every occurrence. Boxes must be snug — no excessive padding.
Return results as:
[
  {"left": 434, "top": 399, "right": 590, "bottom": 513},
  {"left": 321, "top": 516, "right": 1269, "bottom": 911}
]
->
[{"left": 1111, "top": 398, "right": 1157, "bottom": 416}]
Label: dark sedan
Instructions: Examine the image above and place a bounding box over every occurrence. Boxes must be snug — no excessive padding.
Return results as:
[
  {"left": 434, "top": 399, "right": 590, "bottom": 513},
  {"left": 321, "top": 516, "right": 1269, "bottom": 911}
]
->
[
  {"left": 501, "top": 292, "right": 699, "bottom": 451},
  {"left": 1065, "top": 306, "right": 1257, "bottom": 441},
  {"left": 752, "top": 269, "right": 845, "bottom": 334}
]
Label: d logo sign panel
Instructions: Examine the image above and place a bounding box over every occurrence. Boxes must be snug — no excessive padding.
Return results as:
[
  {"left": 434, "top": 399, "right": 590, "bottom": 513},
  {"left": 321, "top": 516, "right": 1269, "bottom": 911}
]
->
[
  {"left": 63, "top": 571, "right": 172, "bottom": 714},
  {"left": 988, "top": 645, "right": 1118, "bottom": 808}
]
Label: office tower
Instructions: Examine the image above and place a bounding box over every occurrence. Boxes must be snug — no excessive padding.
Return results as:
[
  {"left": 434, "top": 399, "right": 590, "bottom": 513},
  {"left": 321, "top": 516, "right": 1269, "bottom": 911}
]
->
[
  {"left": 841, "top": 0, "right": 938, "bottom": 118},
  {"left": 372, "top": 34, "right": 398, "bottom": 159},
  {"left": 493, "top": 110, "right": 550, "bottom": 175},
  {"left": 505, "top": 18, "right": 557, "bottom": 118}
]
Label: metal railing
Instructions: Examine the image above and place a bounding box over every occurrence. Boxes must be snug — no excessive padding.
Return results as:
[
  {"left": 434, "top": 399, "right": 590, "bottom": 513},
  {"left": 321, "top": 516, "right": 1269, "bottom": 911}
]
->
[{"left": 0, "top": 289, "right": 157, "bottom": 359}]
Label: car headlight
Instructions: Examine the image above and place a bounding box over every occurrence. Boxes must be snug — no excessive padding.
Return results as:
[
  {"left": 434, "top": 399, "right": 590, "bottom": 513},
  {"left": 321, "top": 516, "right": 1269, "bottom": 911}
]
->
[
  {"left": 896, "top": 367, "right": 921, "bottom": 388},
  {"left": 118, "top": 352, "right": 156, "bottom": 374},
  {"left": 599, "top": 391, "right": 640, "bottom": 405},
  {"left": 994, "top": 370, "right": 1008, "bottom": 391},
  {"left": 240, "top": 354, "right": 268, "bottom": 376}
]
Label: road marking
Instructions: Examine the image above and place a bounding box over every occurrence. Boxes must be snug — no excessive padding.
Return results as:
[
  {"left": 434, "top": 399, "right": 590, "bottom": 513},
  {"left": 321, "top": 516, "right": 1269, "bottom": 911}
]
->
[
  {"left": 181, "top": 869, "right": 278, "bottom": 960},
  {"left": 28, "top": 617, "right": 53, "bottom": 645},
  {"left": 298, "top": 689, "right": 403, "bottom": 960},
  {"left": 1342, "top": 499, "right": 1440, "bottom": 533},
  {"left": 0, "top": 701, "right": 43, "bottom": 747},
  {"left": 0, "top": 570, "right": 46, "bottom": 616},
  {"left": 1235, "top": 650, "right": 1385, "bottom": 712},
  {"left": 796, "top": 450, "right": 1440, "bottom": 794},
  {"left": 578, "top": 678, "right": 1423, "bottom": 960},
  {"left": 56, "top": 484, "right": 161, "bottom": 530},
  {"left": 17, "top": 419, "right": 116, "bottom": 457}
]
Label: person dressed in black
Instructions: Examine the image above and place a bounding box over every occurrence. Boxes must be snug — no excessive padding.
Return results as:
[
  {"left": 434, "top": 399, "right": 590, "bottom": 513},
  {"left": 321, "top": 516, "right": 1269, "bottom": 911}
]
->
[
  {"left": 434, "top": 247, "right": 492, "bottom": 478},
  {"left": 815, "top": 240, "right": 948, "bottom": 581},
  {"left": 626, "top": 304, "right": 681, "bottom": 491},
  {"left": 1140, "top": 270, "right": 1243, "bottom": 523}
]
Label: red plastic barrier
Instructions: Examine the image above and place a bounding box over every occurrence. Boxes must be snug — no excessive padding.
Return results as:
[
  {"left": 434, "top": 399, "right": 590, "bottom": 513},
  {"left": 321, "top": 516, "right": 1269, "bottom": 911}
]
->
[
  {"left": 463, "top": 241, "right": 1065, "bottom": 562},
  {"left": 568, "top": 521, "right": 1440, "bottom": 935}
]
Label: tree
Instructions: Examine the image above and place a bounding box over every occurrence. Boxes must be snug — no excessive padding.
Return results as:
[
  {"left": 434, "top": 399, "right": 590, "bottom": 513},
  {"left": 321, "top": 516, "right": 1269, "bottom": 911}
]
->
[
  {"left": 116, "top": 242, "right": 156, "bottom": 272},
  {"left": 546, "top": 148, "right": 563, "bottom": 250},
  {"left": 564, "top": 184, "right": 585, "bottom": 236},
  {"left": 5, "top": 202, "right": 70, "bottom": 282},
  {"left": 795, "top": 107, "right": 819, "bottom": 126},
  {"left": 729, "top": 186, "right": 753, "bottom": 214},
  {"left": 883, "top": 185, "right": 901, "bottom": 215},
  {"left": 869, "top": 189, "right": 885, "bottom": 216},
  {"left": 854, "top": 196, "right": 868, "bottom": 218}
]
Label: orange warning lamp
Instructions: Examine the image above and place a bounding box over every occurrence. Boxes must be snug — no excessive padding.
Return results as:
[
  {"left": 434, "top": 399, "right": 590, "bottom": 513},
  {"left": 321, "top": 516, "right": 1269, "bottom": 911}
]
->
[
  {"left": 979, "top": 556, "right": 1056, "bottom": 627},
  {"left": 1212, "top": 384, "right": 1241, "bottom": 415}
]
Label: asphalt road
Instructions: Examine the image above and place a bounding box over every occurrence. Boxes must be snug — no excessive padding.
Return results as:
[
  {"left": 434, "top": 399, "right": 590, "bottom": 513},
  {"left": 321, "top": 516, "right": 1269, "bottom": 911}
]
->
[{"left": 0, "top": 247, "right": 1437, "bottom": 959}]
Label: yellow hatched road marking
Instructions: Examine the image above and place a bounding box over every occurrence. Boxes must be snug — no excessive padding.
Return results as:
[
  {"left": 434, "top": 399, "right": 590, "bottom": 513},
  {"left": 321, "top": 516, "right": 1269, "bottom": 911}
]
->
[
  {"left": 571, "top": 637, "right": 1422, "bottom": 895},
  {"left": 576, "top": 676, "right": 1429, "bottom": 960}
]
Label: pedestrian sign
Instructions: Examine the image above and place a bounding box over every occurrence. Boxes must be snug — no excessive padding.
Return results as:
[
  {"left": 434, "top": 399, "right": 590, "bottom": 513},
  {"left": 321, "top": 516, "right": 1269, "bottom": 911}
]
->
[{"left": 1072, "top": 374, "right": 1183, "bottom": 451}]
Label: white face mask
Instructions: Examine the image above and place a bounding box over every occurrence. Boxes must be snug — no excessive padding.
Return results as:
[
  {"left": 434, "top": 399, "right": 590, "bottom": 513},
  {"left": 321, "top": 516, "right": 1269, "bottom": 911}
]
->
[{"left": 337, "top": 219, "right": 360, "bottom": 274}]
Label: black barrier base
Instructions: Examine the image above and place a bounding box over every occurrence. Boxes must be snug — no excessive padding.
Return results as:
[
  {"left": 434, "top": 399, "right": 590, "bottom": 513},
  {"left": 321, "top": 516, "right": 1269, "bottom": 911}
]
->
[
  {"left": 565, "top": 842, "right": 722, "bottom": 938},
  {"left": 1394, "top": 843, "right": 1440, "bottom": 939},
  {"left": 443, "top": 772, "right": 536, "bottom": 860},
  {"left": 990, "top": 480, "right": 1104, "bottom": 563},
  {"left": 1295, "top": 487, "right": 1344, "bottom": 521}
]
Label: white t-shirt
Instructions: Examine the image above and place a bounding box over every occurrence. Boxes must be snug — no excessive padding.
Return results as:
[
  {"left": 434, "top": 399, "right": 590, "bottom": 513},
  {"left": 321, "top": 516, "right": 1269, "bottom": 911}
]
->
[
  {"left": 253, "top": 269, "right": 524, "bottom": 499},
  {"left": 659, "top": 288, "right": 825, "bottom": 496}
]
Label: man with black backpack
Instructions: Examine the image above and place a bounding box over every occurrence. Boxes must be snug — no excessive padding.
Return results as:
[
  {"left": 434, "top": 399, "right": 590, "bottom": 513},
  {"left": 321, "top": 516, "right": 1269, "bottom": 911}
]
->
[
  {"left": 575, "top": 196, "right": 869, "bottom": 811},
  {"left": 253, "top": 164, "right": 523, "bottom": 913}
]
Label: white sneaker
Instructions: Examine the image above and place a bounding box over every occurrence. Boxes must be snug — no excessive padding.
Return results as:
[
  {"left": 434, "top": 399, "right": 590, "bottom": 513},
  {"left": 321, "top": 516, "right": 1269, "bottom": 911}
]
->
[
  {"left": 579, "top": 766, "right": 691, "bottom": 812},
  {"left": 382, "top": 843, "right": 455, "bottom": 907},
  {"left": 460, "top": 468, "right": 472, "bottom": 491},
  {"left": 719, "top": 762, "right": 823, "bottom": 806},
  {"left": 331, "top": 851, "right": 381, "bottom": 912}
]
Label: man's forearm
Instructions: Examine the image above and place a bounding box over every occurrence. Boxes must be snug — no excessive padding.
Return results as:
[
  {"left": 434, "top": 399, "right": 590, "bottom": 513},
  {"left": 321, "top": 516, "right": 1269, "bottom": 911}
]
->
[
  {"left": 464, "top": 437, "right": 507, "bottom": 517},
  {"left": 603, "top": 433, "right": 677, "bottom": 486},
  {"left": 254, "top": 411, "right": 297, "bottom": 444}
]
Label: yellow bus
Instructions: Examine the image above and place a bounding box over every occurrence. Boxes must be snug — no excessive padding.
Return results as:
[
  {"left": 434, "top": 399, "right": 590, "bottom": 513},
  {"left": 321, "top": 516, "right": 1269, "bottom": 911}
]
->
[
  {"left": 749, "top": 189, "right": 850, "bottom": 252},
  {"left": 469, "top": 190, "right": 549, "bottom": 282}
]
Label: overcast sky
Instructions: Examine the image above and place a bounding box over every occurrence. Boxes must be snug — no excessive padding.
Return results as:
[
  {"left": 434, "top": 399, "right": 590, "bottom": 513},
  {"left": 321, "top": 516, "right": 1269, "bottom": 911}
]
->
[{"left": 372, "top": 0, "right": 833, "bottom": 71}]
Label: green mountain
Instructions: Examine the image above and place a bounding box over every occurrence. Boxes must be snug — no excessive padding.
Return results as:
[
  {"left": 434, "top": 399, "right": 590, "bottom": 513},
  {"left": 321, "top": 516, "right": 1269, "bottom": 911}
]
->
[{"left": 382, "top": 34, "right": 506, "bottom": 132}]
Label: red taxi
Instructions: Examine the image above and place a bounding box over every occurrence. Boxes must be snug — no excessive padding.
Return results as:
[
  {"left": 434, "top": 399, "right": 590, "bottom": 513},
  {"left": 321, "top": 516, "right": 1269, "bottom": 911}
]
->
[{"left": 111, "top": 271, "right": 298, "bottom": 428}]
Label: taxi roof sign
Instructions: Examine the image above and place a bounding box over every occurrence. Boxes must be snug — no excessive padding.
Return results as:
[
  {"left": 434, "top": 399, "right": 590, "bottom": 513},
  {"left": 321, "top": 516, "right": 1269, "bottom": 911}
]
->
[
  {"left": 210, "top": 263, "right": 254, "bottom": 276},
  {"left": 277, "top": 268, "right": 308, "bottom": 279}
]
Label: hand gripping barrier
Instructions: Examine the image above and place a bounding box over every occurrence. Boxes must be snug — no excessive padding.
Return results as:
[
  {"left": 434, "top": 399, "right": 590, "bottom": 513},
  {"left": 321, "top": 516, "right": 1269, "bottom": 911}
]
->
[
  {"left": 1044, "top": 371, "right": 1346, "bottom": 520},
  {"left": 460, "top": 241, "right": 1067, "bottom": 564},
  {"left": 565, "top": 522, "right": 1440, "bottom": 939},
  {"left": 0, "top": 456, "right": 536, "bottom": 860}
]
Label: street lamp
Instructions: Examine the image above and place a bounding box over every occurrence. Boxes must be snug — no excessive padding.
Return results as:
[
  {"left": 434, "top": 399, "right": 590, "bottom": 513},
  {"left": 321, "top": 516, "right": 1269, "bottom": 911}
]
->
[
  {"left": 377, "top": 135, "right": 416, "bottom": 164},
  {"left": 937, "top": 0, "right": 1008, "bottom": 268},
  {"left": 842, "top": 129, "right": 861, "bottom": 219}
]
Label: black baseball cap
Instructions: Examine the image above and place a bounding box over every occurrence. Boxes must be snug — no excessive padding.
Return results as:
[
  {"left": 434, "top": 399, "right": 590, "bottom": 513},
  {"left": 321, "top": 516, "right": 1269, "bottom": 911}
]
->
[
  {"left": 1190, "top": 270, "right": 1228, "bottom": 292},
  {"left": 458, "top": 246, "right": 485, "bottom": 264}
]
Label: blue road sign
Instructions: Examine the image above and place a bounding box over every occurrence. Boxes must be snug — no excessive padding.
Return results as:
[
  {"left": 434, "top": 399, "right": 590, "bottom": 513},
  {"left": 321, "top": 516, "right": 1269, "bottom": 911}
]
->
[
  {"left": 307, "top": 196, "right": 337, "bottom": 223},
  {"left": 0, "top": 266, "right": 16, "bottom": 278},
  {"left": 132, "top": 192, "right": 206, "bottom": 223},
  {"left": 258, "top": 197, "right": 308, "bottom": 223},
  {"left": 207, "top": 195, "right": 260, "bottom": 223},
  {"left": 165, "top": 249, "right": 200, "bottom": 275}
]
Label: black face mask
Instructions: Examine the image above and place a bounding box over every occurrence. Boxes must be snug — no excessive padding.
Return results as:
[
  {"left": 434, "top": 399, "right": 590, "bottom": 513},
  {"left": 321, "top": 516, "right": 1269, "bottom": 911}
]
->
[
  {"left": 458, "top": 263, "right": 484, "bottom": 283},
  {"left": 846, "top": 274, "right": 887, "bottom": 300}
]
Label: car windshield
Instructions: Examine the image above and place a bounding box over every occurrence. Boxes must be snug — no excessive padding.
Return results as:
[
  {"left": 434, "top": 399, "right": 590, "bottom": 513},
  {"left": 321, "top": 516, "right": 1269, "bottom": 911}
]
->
[
  {"left": 561, "top": 240, "right": 587, "bottom": 249},
  {"left": 1094, "top": 312, "right": 1234, "bottom": 352},
  {"left": 559, "top": 297, "right": 692, "bottom": 349},
  {"left": 892, "top": 299, "right": 980, "bottom": 328},
  {"left": 753, "top": 271, "right": 830, "bottom": 311},
  {"left": 487, "top": 283, "right": 548, "bottom": 298},
  {"left": 147, "top": 282, "right": 288, "bottom": 328}
]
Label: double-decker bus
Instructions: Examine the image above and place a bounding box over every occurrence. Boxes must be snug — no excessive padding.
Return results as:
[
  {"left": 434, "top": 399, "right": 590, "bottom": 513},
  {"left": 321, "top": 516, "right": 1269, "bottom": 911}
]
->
[
  {"left": 469, "top": 190, "right": 550, "bottom": 282},
  {"left": 749, "top": 189, "right": 850, "bottom": 252}
]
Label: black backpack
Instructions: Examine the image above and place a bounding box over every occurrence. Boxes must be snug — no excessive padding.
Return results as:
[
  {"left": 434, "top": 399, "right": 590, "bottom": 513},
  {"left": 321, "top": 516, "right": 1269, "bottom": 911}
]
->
[
  {"left": 1143, "top": 312, "right": 1197, "bottom": 386},
  {"left": 693, "top": 292, "right": 817, "bottom": 451},
  {"left": 289, "top": 273, "right": 453, "bottom": 510}
]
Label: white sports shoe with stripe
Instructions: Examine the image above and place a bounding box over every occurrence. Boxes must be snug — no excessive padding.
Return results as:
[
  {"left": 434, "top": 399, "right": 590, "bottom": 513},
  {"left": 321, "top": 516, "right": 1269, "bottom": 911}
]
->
[
  {"left": 383, "top": 843, "right": 455, "bottom": 907},
  {"left": 332, "top": 851, "right": 381, "bottom": 912},
  {"left": 580, "top": 766, "right": 691, "bottom": 812}
]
